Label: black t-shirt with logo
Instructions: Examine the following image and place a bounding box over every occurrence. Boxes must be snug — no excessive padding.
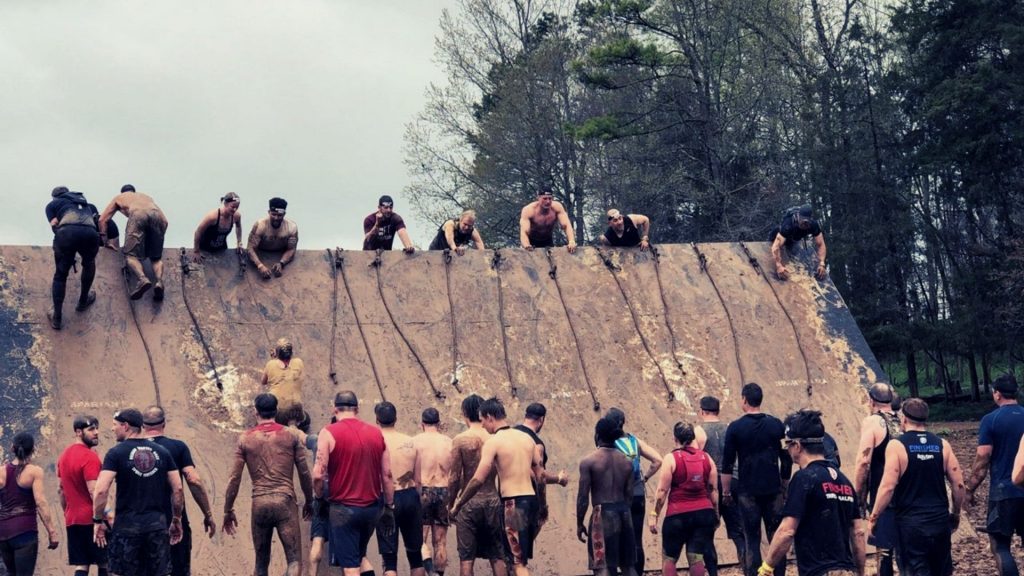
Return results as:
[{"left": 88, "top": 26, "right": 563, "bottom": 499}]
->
[
  {"left": 781, "top": 460, "right": 859, "bottom": 576},
  {"left": 102, "top": 438, "right": 178, "bottom": 534},
  {"left": 149, "top": 436, "right": 195, "bottom": 527}
]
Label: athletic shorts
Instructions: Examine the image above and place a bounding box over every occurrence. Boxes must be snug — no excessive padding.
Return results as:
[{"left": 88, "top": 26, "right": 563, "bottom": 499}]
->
[
  {"left": 311, "top": 500, "right": 330, "bottom": 542},
  {"left": 420, "top": 486, "right": 450, "bottom": 527},
  {"left": 107, "top": 528, "right": 172, "bottom": 576},
  {"left": 329, "top": 501, "right": 381, "bottom": 569},
  {"left": 588, "top": 502, "right": 635, "bottom": 572},
  {"left": 455, "top": 495, "right": 504, "bottom": 561},
  {"left": 168, "top": 522, "right": 191, "bottom": 576},
  {"left": 895, "top": 521, "right": 952, "bottom": 576},
  {"left": 500, "top": 495, "right": 539, "bottom": 566},
  {"left": 987, "top": 498, "right": 1024, "bottom": 539},
  {"left": 123, "top": 209, "right": 167, "bottom": 261},
  {"left": 527, "top": 236, "right": 554, "bottom": 249},
  {"left": 376, "top": 488, "right": 424, "bottom": 572},
  {"left": 662, "top": 508, "right": 717, "bottom": 561},
  {"left": 867, "top": 507, "right": 897, "bottom": 550},
  {"left": 67, "top": 524, "right": 107, "bottom": 566}
]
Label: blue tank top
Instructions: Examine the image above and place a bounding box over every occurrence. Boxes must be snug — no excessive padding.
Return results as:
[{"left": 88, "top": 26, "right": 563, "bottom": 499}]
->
[{"left": 615, "top": 434, "right": 644, "bottom": 496}]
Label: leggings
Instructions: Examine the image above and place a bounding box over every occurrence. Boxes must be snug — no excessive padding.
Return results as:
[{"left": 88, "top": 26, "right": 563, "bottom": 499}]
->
[{"left": 0, "top": 531, "right": 38, "bottom": 576}]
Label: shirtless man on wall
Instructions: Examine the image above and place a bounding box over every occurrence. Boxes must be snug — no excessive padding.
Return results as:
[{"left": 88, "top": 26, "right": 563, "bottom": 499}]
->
[{"left": 519, "top": 187, "right": 576, "bottom": 253}]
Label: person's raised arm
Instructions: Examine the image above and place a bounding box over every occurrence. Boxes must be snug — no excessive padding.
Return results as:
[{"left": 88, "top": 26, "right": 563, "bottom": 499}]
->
[
  {"left": 575, "top": 459, "right": 592, "bottom": 543},
  {"left": 31, "top": 466, "right": 59, "bottom": 549},
  {"left": 97, "top": 195, "right": 123, "bottom": 241},
  {"left": 943, "top": 439, "right": 966, "bottom": 525},
  {"left": 771, "top": 233, "right": 788, "bottom": 279},
  {"left": 556, "top": 202, "right": 576, "bottom": 253},
  {"left": 246, "top": 221, "right": 268, "bottom": 276},
  {"left": 234, "top": 211, "right": 244, "bottom": 250},
  {"left": 814, "top": 232, "right": 828, "bottom": 279},
  {"left": 519, "top": 205, "right": 533, "bottom": 250},
  {"left": 443, "top": 220, "right": 458, "bottom": 251},
  {"left": 631, "top": 214, "right": 651, "bottom": 250},
  {"left": 277, "top": 225, "right": 298, "bottom": 271},
  {"left": 471, "top": 228, "right": 485, "bottom": 251}
]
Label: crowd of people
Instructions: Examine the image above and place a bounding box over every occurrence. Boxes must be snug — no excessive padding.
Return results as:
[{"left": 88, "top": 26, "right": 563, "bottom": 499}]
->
[{"left": 2, "top": 374, "right": 1022, "bottom": 576}]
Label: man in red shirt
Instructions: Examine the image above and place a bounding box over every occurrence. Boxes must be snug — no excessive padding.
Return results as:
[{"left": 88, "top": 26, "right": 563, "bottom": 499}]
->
[
  {"left": 57, "top": 414, "right": 108, "bottom": 576},
  {"left": 314, "top": 391, "right": 396, "bottom": 576}
]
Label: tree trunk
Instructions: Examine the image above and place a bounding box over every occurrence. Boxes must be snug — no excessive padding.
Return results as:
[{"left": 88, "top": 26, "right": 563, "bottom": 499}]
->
[
  {"left": 967, "top": 352, "right": 980, "bottom": 402},
  {"left": 906, "top": 351, "right": 920, "bottom": 397}
]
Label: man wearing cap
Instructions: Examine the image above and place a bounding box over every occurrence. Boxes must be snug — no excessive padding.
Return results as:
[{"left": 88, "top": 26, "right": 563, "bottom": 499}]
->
[
  {"left": 92, "top": 408, "right": 184, "bottom": 576},
  {"left": 447, "top": 395, "right": 507, "bottom": 576},
  {"left": 868, "top": 398, "right": 966, "bottom": 576},
  {"left": 599, "top": 209, "right": 650, "bottom": 250},
  {"left": 695, "top": 396, "right": 745, "bottom": 574},
  {"left": 44, "top": 187, "right": 105, "bottom": 329},
  {"left": 450, "top": 397, "right": 545, "bottom": 576},
  {"left": 262, "top": 338, "right": 306, "bottom": 427},
  {"left": 247, "top": 197, "right": 299, "bottom": 279},
  {"left": 851, "top": 383, "right": 901, "bottom": 576},
  {"left": 514, "top": 403, "right": 569, "bottom": 538},
  {"left": 605, "top": 407, "right": 661, "bottom": 576},
  {"left": 99, "top": 184, "right": 170, "bottom": 300},
  {"left": 760, "top": 410, "right": 865, "bottom": 576},
  {"left": 414, "top": 407, "right": 453, "bottom": 576},
  {"left": 363, "top": 195, "right": 415, "bottom": 253},
  {"left": 224, "top": 394, "right": 313, "bottom": 576},
  {"left": 57, "top": 415, "right": 108, "bottom": 576},
  {"left": 142, "top": 406, "right": 216, "bottom": 576},
  {"left": 428, "top": 210, "right": 485, "bottom": 254},
  {"left": 966, "top": 373, "right": 1024, "bottom": 576},
  {"left": 373, "top": 401, "right": 426, "bottom": 576},
  {"left": 519, "top": 187, "right": 577, "bottom": 253},
  {"left": 576, "top": 416, "right": 636, "bottom": 576},
  {"left": 314, "top": 391, "right": 396, "bottom": 576},
  {"left": 769, "top": 204, "right": 828, "bottom": 281}
]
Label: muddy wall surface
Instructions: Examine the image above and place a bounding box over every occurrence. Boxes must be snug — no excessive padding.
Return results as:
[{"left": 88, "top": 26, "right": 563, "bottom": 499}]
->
[{"left": 0, "top": 243, "right": 884, "bottom": 575}]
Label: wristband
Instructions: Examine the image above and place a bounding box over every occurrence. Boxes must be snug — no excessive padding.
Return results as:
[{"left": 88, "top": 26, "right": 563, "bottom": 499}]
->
[
  {"left": 92, "top": 516, "right": 104, "bottom": 524},
  {"left": 757, "top": 561, "right": 774, "bottom": 575}
]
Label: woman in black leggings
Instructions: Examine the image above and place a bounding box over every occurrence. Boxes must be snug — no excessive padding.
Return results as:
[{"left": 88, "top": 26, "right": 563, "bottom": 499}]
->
[{"left": 0, "top": 432, "right": 59, "bottom": 575}]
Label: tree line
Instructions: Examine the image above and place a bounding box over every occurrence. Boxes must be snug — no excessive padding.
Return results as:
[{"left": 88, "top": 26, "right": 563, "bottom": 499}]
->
[{"left": 403, "top": 0, "right": 1024, "bottom": 400}]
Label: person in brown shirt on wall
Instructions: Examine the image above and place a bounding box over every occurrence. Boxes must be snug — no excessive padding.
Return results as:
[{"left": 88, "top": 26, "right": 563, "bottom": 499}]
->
[
  {"left": 262, "top": 338, "right": 305, "bottom": 427},
  {"left": 223, "top": 394, "right": 314, "bottom": 576}
]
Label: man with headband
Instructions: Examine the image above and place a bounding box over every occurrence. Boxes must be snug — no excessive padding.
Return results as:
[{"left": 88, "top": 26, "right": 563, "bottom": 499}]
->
[
  {"left": 247, "top": 197, "right": 299, "bottom": 279},
  {"left": 852, "top": 383, "right": 901, "bottom": 576},
  {"left": 57, "top": 415, "right": 108, "bottom": 576},
  {"left": 364, "top": 195, "right": 415, "bottom": 253},
  {"left": 868, "top": 398, "right": 966, "bottom": 576},
  {"left": 759, "top": 410, "right": 864, "bottom": 576},
  {"left": 99, "top": 184, "right": 170, "bottom": 300}
]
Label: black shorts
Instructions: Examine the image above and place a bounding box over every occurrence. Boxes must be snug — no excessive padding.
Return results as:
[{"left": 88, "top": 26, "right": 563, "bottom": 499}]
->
[
  {"left": 500, "top": 495, "right": 539, "bottom": 566},
  {"left": 987, "top": 498, "right": 1024, "bottom": 540},
  {"left": 896, "top": 521, "right": 952, "bottom": 576},
  {"left": 455, "top": 495, "right": 504, "bottom": 561},
  {"left": 67, "top": 524, "right": 107, "bottom": 566},
  {"left": 528, "top": 236, "right": 554, "bottom": 249},
  {"left": 662, "top": 508, "right": 717, "bottom": 561},
  {"left": 168, "top": 522, "right": 191, "bottom": 576},
  {"left": 588, "top": 501, "right": 635, "bottom": 572},
  {"left": 376, "top": 488, "right": 423, "bottom": 571},
  {"left": 867, "top": 507, "right": 898, "bottom": 550},
  {"left": 329, "top": 501, "right": 381, "bottom": 569},
  {"left": 107, "top": 529, "right": 172, "bottom": 576},
  {"left": 311, "top": 500, "right": 330, "bottom": 541},
  {"left": 420, "top": 486, "right": 450, "bottom": 527}
]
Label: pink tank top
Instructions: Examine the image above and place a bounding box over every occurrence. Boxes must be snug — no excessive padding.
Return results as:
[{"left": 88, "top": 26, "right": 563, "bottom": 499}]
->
[
  {"left": 0, "top": 463, "right": 37, "bottom": 540},
  {"left": 666, "top": 447, "right": 713, "bottom": 516}
]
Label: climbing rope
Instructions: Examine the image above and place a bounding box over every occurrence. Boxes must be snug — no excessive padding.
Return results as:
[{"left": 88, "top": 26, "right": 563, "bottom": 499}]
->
[
  {"left": 335, "top": 248, "right": 386, "bottom": 401},
  {"left": 649, "top": 245, "right": 686, "bottom": 373},
  {"left": 491, "top": 250, "right": 517, "bottom": 398},
  {"left": 442, "top": 249, "right": 463, "bottom": 393},
  {"left": 739, "top": 242, "right": 814, "bottom": 397},
  {"left": 239, "top": 260, "right": 273, "bottom": 349},
  {"left": 596, "top": 248, "right": 674, "bottom": 402},
  {"left": 179, "top": 249, "right": 222, "bottom": 390},
  {"left": 372, "top": 250, "right": 444, "bottom": 399},
  {"left": 690, "top": 243, "right": 746, "bottom": 384},
  {"left": 120, "top": 256, "right": 161, "bottom": 404},
  {"left": 327, "top": 249, "right": 339, "bottom": 385},
  {"left": 545, "top": 249, "right": 600, "bottom": 411}
]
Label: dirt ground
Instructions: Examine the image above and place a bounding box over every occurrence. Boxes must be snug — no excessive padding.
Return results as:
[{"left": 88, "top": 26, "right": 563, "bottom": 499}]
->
[{"left": 709, "top": 421, "right": 1024, "bottom": 576}]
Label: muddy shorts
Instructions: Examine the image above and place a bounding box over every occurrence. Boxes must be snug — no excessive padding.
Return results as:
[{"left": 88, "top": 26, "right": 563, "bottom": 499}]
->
[
  {"left": 329, "top": 501, "right": 382, "bottom": 569},
  {"left": 107, "top": 528, "right": 172, "bottom": 576},
  {"left": 455, "top": 495, "right": 504, "bottom": 561},
  {"left": 987, "top": 498, "right": 1024, "bottom": 539},
  {"left": 588, "top": 502, "right": 635, "bottom": 573},
  {"left": 311, "top": 500, "right": 330, "bottom": 542},
  {"left": 376, "top": 488, "right": 424, "bottom": 572},
  {"left": 123, "top": 209, "right": 167, "bottom": 261},
  {"left": 420, "top": 486, "right": 450, "bottom": 527},
  {"left": 67, "top": 524, "right": 107, "bottom": 566},
  {"left": 500, "top": 495, "right": 539, "bottom": 566}
]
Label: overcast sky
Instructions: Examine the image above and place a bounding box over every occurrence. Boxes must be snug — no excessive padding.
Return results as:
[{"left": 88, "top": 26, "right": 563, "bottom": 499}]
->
[{"left": 0, "top": 0, "right": 455, "bottom": 249}]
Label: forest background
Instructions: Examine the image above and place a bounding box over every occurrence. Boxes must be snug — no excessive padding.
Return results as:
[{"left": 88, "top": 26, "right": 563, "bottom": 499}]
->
[{"left": 402, "top": 0, "right": 1024, "bottom": 412}]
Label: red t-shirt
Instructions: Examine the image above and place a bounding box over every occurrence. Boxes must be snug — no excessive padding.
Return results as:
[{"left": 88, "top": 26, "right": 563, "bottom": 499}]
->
[
  {"left": 666, "top": 447, "right": 713, "bottom": 516},
  {"left": 57, "top": 443, "right": 101, "bottom": 526},
  {"left": 326, "top": 419, "right": 386, "bottom": 506}
]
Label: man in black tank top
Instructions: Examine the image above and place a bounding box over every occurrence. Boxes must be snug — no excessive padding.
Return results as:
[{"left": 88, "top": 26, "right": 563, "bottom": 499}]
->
[
  {"left": 44, "top": 187, "right": 103, "bottom": 329},
  {"left": 427, "top": 210, "right": 485, "bottom": 254},
  {"left": 868, "top": 398, "right": 966, "bottom": 576},
  {"left": 695, "top": 396, "right": 744, "bottom": 575},
  {"left": 852, "top": 383, "right": 901, "bottom": 576},
  {"left": 599, "top": 209, "right": 651, "bottom": 250}
]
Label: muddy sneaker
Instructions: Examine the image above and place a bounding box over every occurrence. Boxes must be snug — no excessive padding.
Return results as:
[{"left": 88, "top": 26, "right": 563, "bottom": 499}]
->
[
  {"left": 46, "top": 309, "right": 62, "bottom": 330},
  {"left": 129, "top": 280, "right": 152, "bottom": 300},
  {"left": 153, "top": 283, "right": 165, "bottom": 302},
  {"left": 75, "top": 291, "right": 96, "bottom": 312}
]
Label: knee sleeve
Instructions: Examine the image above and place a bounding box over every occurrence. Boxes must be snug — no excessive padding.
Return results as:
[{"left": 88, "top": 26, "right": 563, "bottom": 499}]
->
[
  {"left": 406, "top": 548, "right": 424, "bottom": 569},
  {"left": 382, "top": 553, "right": 398, "bottom": 573}
]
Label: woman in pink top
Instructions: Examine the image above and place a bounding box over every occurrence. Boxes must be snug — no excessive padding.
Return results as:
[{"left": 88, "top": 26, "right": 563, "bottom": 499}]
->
[
  {"left": 648, "top": 423, "right": 719, "bottom": 576},
  {"left": 0, "top": 432, "right": 59, "bottom": 575}
]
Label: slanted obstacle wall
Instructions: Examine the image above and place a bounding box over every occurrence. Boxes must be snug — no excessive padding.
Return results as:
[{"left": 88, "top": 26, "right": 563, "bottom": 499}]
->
[{"left": 0, "top": 243, "right": 883, "bottom": 575}]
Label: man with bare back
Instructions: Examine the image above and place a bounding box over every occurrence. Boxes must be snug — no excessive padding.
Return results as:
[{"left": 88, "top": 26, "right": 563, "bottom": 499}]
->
[
  {"left": 577, "top": 417, "right": 636, "bottom": 576},
  {"left": 448, "top": 395, "right": 507, "bottom": 576},
  {"left": 519, "top": 187, "right": 576, "bottom": 253},
  {"left": 98, "top": 184, "right": 169, "bottom": 300},
  {"left": 450, "top": 397, "right": 545, "bottom": 576},
  {"left": 414, "top": 408, "right": 453, "bottom": 576},
  {"left": 371, "top": 401, "right": 425, "bottom": 576}
]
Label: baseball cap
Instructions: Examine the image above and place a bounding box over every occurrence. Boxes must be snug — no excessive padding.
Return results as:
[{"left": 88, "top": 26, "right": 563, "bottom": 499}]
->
[
  {"left": 378, "top": 195, "right": 394, "bottom": 207},
  {"left": 113, "top": 408, "right": 143, "bottom": 428},
  {"left": 120, "top": 184, "right": 136, "bottom": 193}
]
